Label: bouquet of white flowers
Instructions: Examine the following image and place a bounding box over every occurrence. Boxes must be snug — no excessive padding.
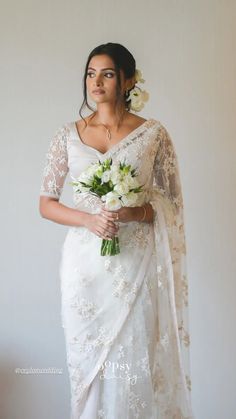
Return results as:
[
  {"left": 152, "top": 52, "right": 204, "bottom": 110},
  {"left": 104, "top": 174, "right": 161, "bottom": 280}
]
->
[{"left": 70, "top": 157, "right": 144, "bottom": 256}]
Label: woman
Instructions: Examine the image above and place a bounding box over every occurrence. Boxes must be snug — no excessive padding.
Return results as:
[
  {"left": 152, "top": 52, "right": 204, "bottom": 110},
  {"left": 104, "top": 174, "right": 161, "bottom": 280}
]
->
[{"left": 39, "top": 42, "right": 194, "bottom": 419}]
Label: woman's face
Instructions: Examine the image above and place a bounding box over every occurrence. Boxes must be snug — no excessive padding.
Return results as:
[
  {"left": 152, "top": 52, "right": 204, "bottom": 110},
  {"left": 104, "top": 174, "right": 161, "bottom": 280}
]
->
[{"left": 86, "top": 54, "right": 126, "bottom": 105}]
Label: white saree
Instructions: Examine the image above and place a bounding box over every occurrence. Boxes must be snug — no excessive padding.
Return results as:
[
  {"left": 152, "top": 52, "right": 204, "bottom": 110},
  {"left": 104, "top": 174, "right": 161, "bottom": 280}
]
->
[{"left": 40, "top": 118, "right": 194, "bottom": 419}]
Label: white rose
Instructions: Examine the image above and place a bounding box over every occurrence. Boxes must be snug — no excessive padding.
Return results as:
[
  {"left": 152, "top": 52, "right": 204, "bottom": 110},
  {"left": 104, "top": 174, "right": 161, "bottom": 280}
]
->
[
  {"left": 113, "top": 181, "right": 130, "bottom": 195},
  {"left": 104, "top": 191, "right": 122, "bottom": 210},
  {"left": 128, "top": 176, "right": 140, "bottom": 189},
  {"left": 121, "top": 191, "right": 138, "bottom": 206},
  {"left": 122, "top": 173, "right": 138, "bottom": 189},
  {"left": 110, "top": 166, "right": 121, "bottom": 184}
]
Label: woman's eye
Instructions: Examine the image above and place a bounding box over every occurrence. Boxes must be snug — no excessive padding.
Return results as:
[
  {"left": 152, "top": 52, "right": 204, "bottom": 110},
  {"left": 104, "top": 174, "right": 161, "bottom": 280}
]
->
[{"left": 86, "top": 72, "right": 114, "bottom": 78}]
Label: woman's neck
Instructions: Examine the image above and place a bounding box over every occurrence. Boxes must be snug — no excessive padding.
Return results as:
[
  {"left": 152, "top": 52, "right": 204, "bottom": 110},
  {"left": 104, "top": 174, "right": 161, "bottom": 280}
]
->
[{"left": 91, "top": 108, "right": 129, "bottom": 129}]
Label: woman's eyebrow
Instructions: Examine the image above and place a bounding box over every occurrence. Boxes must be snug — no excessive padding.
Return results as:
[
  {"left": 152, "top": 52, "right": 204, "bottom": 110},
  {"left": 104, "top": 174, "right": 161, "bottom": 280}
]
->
[{"left": 87, "top": 67, "right": 115, "bottom": 71}]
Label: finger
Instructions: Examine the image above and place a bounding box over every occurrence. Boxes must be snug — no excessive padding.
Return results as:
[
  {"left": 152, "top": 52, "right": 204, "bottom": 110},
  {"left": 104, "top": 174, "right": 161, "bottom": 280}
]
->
[
  {"left": 101, "top": 207, "right": 119, "bottom": 219},
  {"left": 96, "top": 228, "right": 113, "bottom": 240},
  {"left": 100, "top": 210, "right": 111, "bottom": 220},
  {"left": 99, "top": 221, "right": 119, "bottom": 235},
  {"left": 101, "top": 216, "right": 117, "bottom": 228},
  {"left": 100, "top": 207, "right": 112, "bottom": 215},
  {"left": 103, "top": 210, "right": 119, "bottom": 221},
  {"left": 100, "top": 207, "right": 113, "bottom": 216}
]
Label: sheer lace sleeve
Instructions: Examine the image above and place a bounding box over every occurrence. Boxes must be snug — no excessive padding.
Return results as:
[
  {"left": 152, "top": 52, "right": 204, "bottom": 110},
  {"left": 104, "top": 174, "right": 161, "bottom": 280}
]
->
[
  {"left": 152, "top": 124, "right": 184, "bottom": 214},
  {"left": 40, "top": 124, "right": 69, "bottom": 199}
]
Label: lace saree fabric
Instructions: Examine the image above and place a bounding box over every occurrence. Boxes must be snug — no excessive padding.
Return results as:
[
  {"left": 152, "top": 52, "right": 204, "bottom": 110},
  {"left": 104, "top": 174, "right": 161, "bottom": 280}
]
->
[{"left": 40, "top": 118, "right": 194, "bottom": 419}]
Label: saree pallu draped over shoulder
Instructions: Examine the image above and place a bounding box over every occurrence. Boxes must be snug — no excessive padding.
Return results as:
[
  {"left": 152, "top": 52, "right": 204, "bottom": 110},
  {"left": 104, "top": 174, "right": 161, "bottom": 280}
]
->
[{"left": 40, "top": 118, "right": 194, "bottom": 418}]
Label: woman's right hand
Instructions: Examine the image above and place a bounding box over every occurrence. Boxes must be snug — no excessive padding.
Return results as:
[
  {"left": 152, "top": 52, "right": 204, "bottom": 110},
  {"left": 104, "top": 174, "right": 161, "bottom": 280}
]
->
[{"left": 83, "top": 211, "right": 119, "bottom": 240}]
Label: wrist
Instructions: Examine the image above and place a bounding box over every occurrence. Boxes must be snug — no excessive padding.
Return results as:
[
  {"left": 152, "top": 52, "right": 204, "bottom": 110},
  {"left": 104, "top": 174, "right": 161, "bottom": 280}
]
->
[
  {"left": 133, "top": 205, "right": 146, "bottom": 222},
  {"left": 78, "top": 211, "right": 91, "bottom": 227}
]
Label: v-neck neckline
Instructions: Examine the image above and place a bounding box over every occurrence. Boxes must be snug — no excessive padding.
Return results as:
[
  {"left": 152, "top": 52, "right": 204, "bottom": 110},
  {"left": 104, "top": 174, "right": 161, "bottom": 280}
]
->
[{"left": 72, "top": 118, "right": 154, "bottom": 156}]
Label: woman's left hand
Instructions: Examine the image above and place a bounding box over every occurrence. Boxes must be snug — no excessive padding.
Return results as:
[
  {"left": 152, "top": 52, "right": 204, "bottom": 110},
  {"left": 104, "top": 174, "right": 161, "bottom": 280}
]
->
[{"left": 100, "top": 205, "right": 135, "bottom": 224}]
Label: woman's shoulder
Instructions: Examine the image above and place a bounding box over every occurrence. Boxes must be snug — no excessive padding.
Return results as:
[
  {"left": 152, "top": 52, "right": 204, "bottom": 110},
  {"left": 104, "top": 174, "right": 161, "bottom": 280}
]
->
[
  {"left": 128, "top": 113, "right": 163, "bottom": 131},
  {"left": 128, "top": 114, "right": 147, "bottom": 124},
  {"left": 147, "top": 117, "right": 170, "bottom": 134},
  {"left": 52, "top": 120, "right": 79, "bottom": 140},
  {"left": 143, "top": 118, "right": 174, "bottom": 149},
  {"left": 52, "top": 121, "right": 73, "bottom": 134}
]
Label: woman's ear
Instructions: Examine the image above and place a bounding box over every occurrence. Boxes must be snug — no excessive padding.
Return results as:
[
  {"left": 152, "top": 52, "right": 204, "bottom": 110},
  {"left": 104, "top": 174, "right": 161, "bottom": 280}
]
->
[{"left": 125, "top": 76, "right": 136, "bottom": 91}]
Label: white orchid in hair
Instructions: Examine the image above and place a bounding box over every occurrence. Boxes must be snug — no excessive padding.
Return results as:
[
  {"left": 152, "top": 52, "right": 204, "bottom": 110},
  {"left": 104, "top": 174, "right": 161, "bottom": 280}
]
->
[
  {"left": 134, "top": 69, "right": 145, "bottom": 84},
  {"left": 127, "top": 68, "right": 149, "bottom": 112}
]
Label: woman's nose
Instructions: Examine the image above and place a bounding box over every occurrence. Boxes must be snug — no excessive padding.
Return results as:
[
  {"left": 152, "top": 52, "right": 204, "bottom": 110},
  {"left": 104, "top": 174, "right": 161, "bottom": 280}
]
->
[{"left": 94, "top": 75, "right": 103, "bottom": 85}]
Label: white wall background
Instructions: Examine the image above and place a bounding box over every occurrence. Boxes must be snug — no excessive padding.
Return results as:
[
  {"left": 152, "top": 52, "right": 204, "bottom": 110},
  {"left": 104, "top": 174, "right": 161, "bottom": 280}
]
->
[{"left": 1, "top": 1, "right": 235, "bottom": 418}]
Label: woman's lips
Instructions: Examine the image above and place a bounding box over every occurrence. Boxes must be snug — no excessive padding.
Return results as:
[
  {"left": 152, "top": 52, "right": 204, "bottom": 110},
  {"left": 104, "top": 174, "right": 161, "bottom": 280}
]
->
[{"left": 93, "top": 90, "right": 105, "bottom": 95}]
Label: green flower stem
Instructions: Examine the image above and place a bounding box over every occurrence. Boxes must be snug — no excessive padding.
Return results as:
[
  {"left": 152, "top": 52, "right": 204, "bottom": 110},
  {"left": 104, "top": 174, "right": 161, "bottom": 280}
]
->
[{"left": 101, "top": 236, "right": 120, "bottom": 256}]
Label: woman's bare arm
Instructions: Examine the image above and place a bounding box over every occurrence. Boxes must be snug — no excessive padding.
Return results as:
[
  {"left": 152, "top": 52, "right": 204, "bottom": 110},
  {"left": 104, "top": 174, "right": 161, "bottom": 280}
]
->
[
  {"left": 39, "top": 196, "right": 119, "bottom": 240},
  {"left": 39, "top": 196, "right": 90, "bottom": 227}
]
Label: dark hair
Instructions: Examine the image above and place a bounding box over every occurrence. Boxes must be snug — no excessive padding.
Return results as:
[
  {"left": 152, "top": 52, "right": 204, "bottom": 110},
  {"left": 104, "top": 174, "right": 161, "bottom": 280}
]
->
[{"left": 78, "top": 42, "right": 136, "bottom": 128}]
